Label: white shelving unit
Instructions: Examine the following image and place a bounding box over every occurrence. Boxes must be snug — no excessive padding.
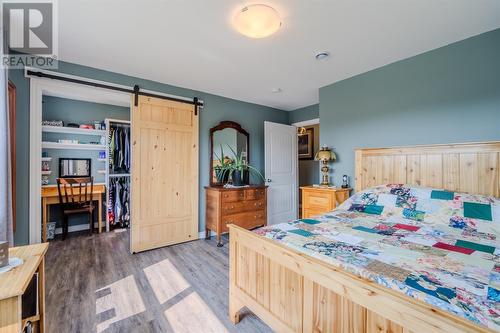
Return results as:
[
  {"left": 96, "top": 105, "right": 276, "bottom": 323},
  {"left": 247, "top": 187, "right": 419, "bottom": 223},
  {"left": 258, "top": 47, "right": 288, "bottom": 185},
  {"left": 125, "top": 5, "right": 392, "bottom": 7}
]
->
[
  {"left": 41, "top": 123, "right": 107, "bottom": 189},
  {"left": 105, "top": 118, "right": 131, "bottom": 232},
  {"left": 42, "top": 142, "right": 106, "bottom": 150},
  {"left": 42, "top": 125, "right": 106, "bottom": 136}
]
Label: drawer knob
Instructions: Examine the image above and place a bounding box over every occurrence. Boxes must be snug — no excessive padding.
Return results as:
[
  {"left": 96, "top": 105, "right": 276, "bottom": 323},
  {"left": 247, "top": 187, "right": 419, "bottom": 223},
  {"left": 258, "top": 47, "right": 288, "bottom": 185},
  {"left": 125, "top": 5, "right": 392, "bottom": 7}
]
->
[{"left": 224, "top": 194, "right": 228, "bottom": 198}]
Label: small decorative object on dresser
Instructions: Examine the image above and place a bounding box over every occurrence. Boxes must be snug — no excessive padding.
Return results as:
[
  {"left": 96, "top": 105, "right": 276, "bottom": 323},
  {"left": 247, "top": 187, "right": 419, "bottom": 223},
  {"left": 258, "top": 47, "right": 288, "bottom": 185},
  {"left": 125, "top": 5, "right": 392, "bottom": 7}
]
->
[
  {"left": 300, "top": 186, "right": 350, "bottom": 218},
  {"left": 341, "top": 174, "right": 349, "bottom": 188},
  {"left": 314, "top": 145, "right": 336, "bottom": 186},
  {"left": 205, "top": 186, "right": 267, "bottom": 247}
]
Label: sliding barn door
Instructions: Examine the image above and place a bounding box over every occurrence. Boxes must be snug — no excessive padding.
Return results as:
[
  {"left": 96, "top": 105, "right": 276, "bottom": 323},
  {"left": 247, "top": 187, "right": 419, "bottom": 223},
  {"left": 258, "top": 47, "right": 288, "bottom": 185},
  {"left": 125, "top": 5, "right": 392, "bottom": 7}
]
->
[{"left": 131, "top": 95, "right": 199, "bottom": 253}]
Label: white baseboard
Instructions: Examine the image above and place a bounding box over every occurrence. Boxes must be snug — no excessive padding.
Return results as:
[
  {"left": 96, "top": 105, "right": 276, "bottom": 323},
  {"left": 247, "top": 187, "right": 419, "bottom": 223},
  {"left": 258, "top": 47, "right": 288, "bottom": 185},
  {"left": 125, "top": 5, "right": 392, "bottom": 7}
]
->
[
  {"left": 198, "top": 230, "right": 216, "bottom": 239},
  {"left": 54, "top": 222, "right": 100, "bottom": 235}
]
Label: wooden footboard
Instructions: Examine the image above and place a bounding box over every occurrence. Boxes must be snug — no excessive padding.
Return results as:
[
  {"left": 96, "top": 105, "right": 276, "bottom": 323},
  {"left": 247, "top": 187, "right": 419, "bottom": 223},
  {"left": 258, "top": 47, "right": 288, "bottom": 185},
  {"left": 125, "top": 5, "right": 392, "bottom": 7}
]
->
[{"left": 228, "top": 224, "right": 494, "bottom": 333}]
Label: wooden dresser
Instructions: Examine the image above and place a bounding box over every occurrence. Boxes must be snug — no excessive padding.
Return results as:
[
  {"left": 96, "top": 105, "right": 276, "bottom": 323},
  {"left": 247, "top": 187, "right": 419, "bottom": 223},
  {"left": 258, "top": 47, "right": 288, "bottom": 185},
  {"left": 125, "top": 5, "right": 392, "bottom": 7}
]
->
[
  {"left": 205, "top": 186, "right": 267, "bottom": 246},
  {"left": 300, "top": 186, "right": 351, "bottom": 218},
  {"left": 0, "top": 243, "right": 48, "bottom": 333}
]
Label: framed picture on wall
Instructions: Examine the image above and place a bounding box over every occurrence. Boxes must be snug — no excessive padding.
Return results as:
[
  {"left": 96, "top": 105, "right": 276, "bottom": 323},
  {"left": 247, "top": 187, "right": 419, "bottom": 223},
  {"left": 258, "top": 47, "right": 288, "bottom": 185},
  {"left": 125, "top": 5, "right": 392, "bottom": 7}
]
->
[{"left": 298, "top": 127, "right": 314, "bottom": 160}]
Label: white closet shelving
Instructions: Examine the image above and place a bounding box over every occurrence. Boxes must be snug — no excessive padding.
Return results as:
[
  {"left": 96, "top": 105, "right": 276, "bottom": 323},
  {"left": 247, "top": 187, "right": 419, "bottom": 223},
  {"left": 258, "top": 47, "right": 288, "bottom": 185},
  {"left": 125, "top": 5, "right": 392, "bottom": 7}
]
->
[
  {"left": 42, "top": 142, "right": 106, "bottom": 150},
  {"left": 42, "top": 125, "right": 106, "bottom": 136},
  {"left": 42, "top": 124, "right": 106, "bottom": 150}
]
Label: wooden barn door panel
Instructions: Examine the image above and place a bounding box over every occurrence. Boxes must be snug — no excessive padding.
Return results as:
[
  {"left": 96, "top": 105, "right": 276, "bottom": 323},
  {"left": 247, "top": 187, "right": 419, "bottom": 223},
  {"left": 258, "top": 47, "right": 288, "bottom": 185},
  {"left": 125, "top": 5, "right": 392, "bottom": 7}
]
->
[{"left": 131, "top": 96, "right": 198, "bottom": 253}]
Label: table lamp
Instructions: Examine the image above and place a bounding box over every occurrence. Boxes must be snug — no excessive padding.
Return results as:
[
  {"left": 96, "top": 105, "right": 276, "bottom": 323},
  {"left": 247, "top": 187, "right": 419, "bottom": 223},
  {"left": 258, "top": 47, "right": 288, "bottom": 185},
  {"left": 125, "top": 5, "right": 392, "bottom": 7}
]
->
[{"left": 314, "top": 146, "right": 337, "bottom": 186}]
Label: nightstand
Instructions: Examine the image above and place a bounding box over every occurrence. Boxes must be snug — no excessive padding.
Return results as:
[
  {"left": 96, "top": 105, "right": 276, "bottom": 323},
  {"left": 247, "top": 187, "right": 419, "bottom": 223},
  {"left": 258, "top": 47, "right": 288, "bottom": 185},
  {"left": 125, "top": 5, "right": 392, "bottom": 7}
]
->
[{"left": 300, "top": 186, "right": 351, "bottom": 218}]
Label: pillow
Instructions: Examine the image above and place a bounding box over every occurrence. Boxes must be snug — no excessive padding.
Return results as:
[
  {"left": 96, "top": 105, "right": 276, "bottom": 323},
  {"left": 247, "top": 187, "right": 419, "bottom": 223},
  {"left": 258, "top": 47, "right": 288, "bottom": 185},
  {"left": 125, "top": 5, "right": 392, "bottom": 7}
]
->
[{"left": 339, "top": 184, "right": 499, "bottom": 235}]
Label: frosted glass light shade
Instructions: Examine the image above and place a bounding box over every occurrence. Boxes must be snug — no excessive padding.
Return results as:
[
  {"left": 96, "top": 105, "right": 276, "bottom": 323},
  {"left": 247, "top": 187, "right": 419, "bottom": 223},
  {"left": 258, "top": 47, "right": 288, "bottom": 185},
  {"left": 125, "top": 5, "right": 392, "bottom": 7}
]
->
[{"left": 233, "top": 4, "right": 281, "bottom": 38}]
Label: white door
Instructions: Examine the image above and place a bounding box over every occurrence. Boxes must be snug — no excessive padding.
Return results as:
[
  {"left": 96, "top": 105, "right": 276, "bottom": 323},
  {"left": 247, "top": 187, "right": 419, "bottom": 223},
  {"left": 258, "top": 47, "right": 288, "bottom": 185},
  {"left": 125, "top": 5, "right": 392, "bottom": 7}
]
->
[{"left": 264, "top": 121, "right": 298, "bottom": 225}]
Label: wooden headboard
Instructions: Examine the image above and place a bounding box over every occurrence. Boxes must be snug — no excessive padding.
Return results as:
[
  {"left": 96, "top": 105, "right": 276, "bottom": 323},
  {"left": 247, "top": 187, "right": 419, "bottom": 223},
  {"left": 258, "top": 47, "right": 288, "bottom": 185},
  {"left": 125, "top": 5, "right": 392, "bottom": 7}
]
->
[{"left": 354, "top": 141, "right": 500, "bottom": 197}]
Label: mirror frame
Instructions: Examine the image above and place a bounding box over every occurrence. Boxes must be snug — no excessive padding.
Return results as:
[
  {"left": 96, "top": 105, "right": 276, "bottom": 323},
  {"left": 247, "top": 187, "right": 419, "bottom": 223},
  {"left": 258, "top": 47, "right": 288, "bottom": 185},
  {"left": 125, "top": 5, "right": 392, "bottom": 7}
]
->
[{"left": 209, "top": 121, "right": 249, "bottom": 186}]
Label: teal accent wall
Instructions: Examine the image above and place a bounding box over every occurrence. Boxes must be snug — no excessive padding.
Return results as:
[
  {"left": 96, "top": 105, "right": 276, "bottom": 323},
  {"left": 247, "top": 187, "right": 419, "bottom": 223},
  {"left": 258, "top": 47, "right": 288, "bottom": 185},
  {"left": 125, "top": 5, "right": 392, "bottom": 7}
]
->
[
  {"left": 10, "top": 61, "right": 288, "bottom": 245},
  {"left": 319, "top": 28, "right": 500, "bottom": 188},
  {"left": 288, "top": 104, "right": 319, "bottom": 124}
]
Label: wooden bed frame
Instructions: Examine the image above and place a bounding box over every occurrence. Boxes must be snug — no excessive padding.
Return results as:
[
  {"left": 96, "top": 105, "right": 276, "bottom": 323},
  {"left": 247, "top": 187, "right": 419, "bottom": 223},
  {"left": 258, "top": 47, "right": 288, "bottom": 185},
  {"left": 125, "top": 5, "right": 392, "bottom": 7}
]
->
[{"left": 229, "top": 141, "right": 500, "bottom": 333}]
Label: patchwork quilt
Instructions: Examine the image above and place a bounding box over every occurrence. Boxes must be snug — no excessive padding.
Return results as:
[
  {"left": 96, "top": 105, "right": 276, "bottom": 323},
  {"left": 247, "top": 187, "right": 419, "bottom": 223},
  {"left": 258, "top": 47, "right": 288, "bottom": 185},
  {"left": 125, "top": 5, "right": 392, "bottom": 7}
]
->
[{"left": 255, "top": 184, "right": 500, "bottom": 331}]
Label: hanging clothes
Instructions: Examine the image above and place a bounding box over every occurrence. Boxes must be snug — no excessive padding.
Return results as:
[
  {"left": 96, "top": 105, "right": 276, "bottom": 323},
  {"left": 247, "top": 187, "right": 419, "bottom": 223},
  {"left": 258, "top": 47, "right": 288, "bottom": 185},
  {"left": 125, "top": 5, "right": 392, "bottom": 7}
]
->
[
  {"left": 109, "top": 127, "right": 115, "bottom": 170},
  {"left": 108, "top": 176, "right": 130, "bottom": 228},
  {"left": 124, "top": 127, "right": 130, "bottom": 171},
  {"left": 108, "top": 124, "right": 130, "bottom": 174},
  {"left": 107, "top": 122, "right": 131, "bottom": 228}
]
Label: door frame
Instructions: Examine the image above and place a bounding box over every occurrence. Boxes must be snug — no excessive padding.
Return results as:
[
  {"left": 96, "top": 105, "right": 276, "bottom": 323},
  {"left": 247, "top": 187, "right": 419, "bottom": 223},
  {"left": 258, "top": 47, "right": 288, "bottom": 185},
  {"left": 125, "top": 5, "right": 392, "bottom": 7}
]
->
[
  {"left": 264, "top": 121, "right": 299, "bottom": 224},
  {"left": 28, "top": 68, "right": 203, "bottom": 244},
  {"left": 28, "top": 71, "right": 131, "bottom": 244},
  {"left": 291, "top": 118, "right": 319, "bottom": 128}
]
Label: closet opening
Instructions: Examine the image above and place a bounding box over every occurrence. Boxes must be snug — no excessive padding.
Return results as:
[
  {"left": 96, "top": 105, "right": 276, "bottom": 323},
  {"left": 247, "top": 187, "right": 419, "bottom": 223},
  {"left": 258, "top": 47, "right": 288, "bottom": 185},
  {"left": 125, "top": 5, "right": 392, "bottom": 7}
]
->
[
  {"left": 40, "top": 97, "right": 131, "bottom": 240},
  {"left": 29, "top": 69, "right": 201, "bottom": 254}
]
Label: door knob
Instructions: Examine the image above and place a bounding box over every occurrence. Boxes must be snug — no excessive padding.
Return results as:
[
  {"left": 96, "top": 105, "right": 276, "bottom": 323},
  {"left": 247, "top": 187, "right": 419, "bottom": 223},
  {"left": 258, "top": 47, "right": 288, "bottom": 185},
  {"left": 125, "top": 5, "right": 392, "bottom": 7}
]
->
[{"left": 266, "top": 179, "right": 272, "bottom": 182}]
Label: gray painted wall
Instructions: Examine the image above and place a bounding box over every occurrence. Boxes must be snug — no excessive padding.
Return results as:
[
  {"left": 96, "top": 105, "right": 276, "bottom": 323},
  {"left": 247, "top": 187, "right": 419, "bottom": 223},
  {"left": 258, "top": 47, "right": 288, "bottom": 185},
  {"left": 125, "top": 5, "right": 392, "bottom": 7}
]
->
[
  {"left": 288, "top": 104, "right": 319, "bottom": 124},
  {"left": 10, "top": 61, "right": 288, "bottom": 245},
  {"left": 319, "top": 28, "right": 500, "bottom": 187}
]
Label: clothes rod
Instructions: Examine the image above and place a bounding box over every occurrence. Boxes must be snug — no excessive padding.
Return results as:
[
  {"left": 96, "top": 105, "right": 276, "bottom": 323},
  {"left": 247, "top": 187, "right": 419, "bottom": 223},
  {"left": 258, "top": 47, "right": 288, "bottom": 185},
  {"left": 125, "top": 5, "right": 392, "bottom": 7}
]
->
[{"left": 26, "top": 69, "right": 203, "bottom": 113}]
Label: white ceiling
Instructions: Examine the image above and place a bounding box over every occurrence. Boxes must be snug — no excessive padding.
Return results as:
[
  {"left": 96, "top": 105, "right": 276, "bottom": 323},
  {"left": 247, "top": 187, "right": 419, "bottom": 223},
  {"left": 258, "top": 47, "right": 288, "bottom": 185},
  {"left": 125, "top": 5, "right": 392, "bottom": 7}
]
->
[{"left": 58, "top": 0, "right": 500, "bottom": 111}]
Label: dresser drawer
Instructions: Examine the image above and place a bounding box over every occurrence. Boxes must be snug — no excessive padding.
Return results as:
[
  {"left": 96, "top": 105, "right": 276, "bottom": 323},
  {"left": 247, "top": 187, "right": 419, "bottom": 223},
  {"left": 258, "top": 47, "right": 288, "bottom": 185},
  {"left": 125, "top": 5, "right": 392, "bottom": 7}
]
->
[
  {"left": 304, "top": 192, "right": 331, "bottom": 209},
  {"left": 221, "top": 210, "right": 266, "bottom": 232},
  {"left": 221, "top": 190, "right": 245, "bottom": 203},
  {"left": 303, "top": 208, "right": 328, "bottom": 218},
  {"left": 245, "top": 188, "right": 266, "bottom": 200},
  {"left": 221, "top": 199, "right": 265, "bottom": 216}
]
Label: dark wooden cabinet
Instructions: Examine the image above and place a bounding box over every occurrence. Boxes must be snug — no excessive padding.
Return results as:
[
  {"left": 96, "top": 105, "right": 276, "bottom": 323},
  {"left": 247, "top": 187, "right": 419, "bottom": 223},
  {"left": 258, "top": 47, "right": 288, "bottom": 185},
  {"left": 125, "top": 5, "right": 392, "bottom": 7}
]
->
[{"left": 205, "top": 185, "right": 267, "bottom": 246}]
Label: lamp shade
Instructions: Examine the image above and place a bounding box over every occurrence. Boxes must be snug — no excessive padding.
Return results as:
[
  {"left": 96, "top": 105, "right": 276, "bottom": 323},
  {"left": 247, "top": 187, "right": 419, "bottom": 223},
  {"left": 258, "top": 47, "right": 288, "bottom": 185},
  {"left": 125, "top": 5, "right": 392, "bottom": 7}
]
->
[
  {"left": 314, "top": 146, "right": 336, "bottom": 161},
  {"left": 233, "top": 4, "right": 282, "bottom": 38}
]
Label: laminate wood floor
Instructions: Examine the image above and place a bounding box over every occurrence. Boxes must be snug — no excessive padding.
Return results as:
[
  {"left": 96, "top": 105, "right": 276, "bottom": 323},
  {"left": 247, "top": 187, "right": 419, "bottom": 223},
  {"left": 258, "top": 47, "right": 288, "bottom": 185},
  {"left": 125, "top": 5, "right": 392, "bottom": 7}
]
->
[{"left": 45, "top": 230, "right": 272, "bottom": 333}]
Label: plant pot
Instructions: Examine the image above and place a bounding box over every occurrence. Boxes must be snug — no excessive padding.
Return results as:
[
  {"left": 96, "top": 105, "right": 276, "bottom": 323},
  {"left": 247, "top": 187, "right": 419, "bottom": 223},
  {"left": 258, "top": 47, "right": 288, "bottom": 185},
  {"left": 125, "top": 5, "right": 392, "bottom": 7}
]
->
[
  {"left": 215, "top": 168, "right": 229, "bottom": 183},
  {"left": 232, "top": 169, "right": 247, "bottom": 186}
]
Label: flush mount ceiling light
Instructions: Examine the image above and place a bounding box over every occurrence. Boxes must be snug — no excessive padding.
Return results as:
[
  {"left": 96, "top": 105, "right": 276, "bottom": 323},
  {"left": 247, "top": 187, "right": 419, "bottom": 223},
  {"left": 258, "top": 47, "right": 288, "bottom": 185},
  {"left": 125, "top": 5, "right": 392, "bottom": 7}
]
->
[{"left": 233, "top": 4, "right": 282, "bottom": 38}]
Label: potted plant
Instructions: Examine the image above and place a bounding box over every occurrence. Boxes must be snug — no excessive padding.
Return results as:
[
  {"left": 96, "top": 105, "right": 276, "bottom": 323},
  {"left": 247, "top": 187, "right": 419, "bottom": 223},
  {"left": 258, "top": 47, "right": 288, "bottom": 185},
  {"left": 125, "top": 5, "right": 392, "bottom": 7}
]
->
[
  {"left": 226, "top": 145, "right": 265, "bottom": 186},
  {"left": 213, "top": 146, "right": 232, "bottom": 183}
]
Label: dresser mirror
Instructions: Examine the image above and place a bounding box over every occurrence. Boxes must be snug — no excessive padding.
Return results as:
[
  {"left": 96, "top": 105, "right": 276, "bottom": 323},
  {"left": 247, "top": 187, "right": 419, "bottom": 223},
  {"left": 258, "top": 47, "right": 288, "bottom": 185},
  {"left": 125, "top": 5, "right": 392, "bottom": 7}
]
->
[{"left": 210, "top": 121, "right": 249, "bottom": 186}]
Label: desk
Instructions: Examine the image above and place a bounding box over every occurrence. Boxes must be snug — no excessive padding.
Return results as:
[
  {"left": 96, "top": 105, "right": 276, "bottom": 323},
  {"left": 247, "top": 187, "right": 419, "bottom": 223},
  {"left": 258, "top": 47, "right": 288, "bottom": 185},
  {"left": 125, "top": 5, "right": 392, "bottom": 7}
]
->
[
  {"left": 0, "top": 243, "right": 48, "bottom": 333},
  {"left": 41, "top": 184, "right": 105, "bottom": 242}
]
